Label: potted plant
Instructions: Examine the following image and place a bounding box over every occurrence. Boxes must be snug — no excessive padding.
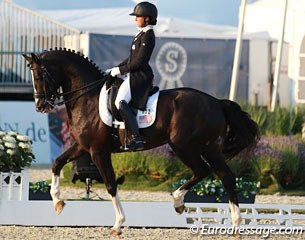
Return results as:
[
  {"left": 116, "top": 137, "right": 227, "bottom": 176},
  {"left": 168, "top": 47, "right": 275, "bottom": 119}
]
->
[
  {"left": 29, "top": 180, "right": 52, "bottom": 200},
  {"left": 172, "top": 177, "right": 260, "bottom": 203},
  {"left": 0, "top": 131, "right": 35, "bottom": 200},
  {"left": 0, "top": 131, "right": 35, "bottom": 172}
]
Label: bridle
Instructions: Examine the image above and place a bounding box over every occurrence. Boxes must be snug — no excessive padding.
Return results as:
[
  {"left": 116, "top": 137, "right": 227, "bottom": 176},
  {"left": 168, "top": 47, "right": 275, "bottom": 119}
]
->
[
  {"left": 31, "top": 65, "right": 58, "bottom": 108},
  {"left": 30, "top": 64, "right": 105, "bottom": 109}
]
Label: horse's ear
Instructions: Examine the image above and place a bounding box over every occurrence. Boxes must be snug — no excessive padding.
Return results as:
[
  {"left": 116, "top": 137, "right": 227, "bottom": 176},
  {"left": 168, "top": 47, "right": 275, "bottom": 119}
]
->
[
  {"left": 31, "top": 53, "right": 41, "bottom": 64},
  {"left": 22, "top": 54, "right": 33, "bottom": 63}
]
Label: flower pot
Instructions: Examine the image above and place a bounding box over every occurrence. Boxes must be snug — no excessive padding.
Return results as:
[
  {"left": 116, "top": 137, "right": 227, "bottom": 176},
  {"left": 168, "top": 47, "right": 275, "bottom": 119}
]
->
[
  {"left": 184, "top": 193, "right": 218, "bottom": 203},
  {"left": 29, "top": 191, "right": 52, "bottom": 200},
  {"left": 29, "top": 183, "right": 52, "bottom": 200},
  {"left": 220, "top": 193, "right": 256, "bottom": 204},
  {"left": 184, "top": 192, "right": 256, "bottom": 204}
]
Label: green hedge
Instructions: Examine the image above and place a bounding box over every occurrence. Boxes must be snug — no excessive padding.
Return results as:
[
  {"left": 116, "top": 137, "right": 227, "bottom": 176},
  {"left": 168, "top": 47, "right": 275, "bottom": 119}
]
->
[
  {"left": 228, "top": 136, "right": 305, "bottom": 190},
  {"left": 111, "top": 147, "right": 191, "bottom": 181},
  {"left": 243, "top": 105, "right": 305, "bottom": 136}
]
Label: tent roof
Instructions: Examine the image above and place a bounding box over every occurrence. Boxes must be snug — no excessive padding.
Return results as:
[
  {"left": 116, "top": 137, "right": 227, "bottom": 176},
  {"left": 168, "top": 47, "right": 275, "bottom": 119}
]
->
[
  {"left": 41, "top": 8, "right": 240, "bottom": 39},
  {"left": 244, "top": 0, "right": 305, "bottom": 42}
]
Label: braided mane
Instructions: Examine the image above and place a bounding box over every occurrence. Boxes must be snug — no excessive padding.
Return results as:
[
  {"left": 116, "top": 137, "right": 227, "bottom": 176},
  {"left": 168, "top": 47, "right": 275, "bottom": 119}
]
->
[{"left": 43, "top": 47, "right": 103, "bottom": 75}]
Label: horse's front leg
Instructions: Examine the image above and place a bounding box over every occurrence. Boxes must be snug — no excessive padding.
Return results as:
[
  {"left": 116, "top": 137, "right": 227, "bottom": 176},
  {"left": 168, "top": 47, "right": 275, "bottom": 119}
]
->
[
  {"left": 91, "top": 150, "right": 125, "bottom": 235},
  {"left": 110, "top": 192, "right": 125, "bottom": 235},
  {"left": 51, "top": 142, "right": 85, "bottom": 214}
]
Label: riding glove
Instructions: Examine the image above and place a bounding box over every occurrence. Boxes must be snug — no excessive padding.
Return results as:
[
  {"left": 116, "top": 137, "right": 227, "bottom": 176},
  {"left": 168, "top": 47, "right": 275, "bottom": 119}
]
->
[{"left": 110, "top": 67, "right": 121, "bottom": 77}]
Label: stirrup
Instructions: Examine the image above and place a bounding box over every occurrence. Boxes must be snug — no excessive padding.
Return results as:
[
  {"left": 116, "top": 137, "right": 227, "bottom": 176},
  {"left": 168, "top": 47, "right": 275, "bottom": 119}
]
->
[{"left": 126, "top": 137, "right": 144, "bottom": 151}]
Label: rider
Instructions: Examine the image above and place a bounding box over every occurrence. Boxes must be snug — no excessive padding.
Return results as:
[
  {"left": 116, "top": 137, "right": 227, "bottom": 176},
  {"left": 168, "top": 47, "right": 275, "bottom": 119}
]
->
[{"left": 106, "top": 1, "right": 157, "bottom": 151}]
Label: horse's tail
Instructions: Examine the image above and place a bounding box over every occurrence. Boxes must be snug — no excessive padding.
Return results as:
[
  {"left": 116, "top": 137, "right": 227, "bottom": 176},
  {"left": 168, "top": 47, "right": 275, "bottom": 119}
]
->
[{"left": 220, "top": 99, "right": 260, "bottom": 160}]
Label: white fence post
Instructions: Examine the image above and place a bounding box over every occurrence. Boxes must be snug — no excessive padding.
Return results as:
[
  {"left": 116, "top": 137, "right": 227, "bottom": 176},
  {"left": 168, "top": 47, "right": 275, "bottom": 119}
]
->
[{"left": 0, "top": 169, "right": 29, "bottom": 200}]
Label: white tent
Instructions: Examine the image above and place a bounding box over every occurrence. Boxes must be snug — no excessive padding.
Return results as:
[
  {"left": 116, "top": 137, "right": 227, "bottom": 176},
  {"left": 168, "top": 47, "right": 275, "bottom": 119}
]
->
[
  {"left": 244, "top": 0, "right": 305, "bottom": 105},
  {"left": 41, "top": 8, "right": 238, "bottom": 39},
  {"left": 244, "top": 0, "right": 305, "bottom": 43}
]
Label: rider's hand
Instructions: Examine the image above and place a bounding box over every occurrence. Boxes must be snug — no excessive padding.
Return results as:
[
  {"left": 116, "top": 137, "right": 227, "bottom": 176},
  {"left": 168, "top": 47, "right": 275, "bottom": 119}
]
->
[{"left": 110, "top": 67, "right": 120, "bottom": 77}]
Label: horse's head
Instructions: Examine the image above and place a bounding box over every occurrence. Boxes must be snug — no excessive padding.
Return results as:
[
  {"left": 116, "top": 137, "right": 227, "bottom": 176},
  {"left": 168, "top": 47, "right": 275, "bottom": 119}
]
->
[
  {"left": 23, "top": 53, "right": 60, "bottom": 113},
  {"left": 23, "top": 49, "right": 108, "bottom": 114}
]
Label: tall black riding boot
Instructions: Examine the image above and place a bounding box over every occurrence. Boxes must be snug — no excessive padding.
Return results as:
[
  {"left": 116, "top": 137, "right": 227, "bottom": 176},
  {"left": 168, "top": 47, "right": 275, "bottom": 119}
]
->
[{"left": 118, "top": 100, "right": 144, "bottom": 151}]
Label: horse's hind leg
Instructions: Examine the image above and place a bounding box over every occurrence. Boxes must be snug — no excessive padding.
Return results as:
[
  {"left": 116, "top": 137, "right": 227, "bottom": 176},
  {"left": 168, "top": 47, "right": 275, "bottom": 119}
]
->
[
  {"left": 171, "top": 148, "right": 212, "bottom": 214},
  {"left": 202, "top": 150, "right": 241, "bottom": 226},
  {"left": 51, "top": 142, "right": 85, "bottom": 214}
]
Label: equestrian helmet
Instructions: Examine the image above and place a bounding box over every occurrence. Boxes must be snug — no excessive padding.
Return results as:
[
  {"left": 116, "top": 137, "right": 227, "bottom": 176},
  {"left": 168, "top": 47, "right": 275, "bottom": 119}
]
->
[{"left": 130, "top": 2, "right": 158, "bottom": 25}]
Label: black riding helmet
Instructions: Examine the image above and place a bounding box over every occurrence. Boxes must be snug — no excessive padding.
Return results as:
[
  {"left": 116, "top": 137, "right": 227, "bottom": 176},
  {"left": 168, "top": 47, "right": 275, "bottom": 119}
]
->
[{"left": 129, "top": 1, "right": 158, "bottom": 25}]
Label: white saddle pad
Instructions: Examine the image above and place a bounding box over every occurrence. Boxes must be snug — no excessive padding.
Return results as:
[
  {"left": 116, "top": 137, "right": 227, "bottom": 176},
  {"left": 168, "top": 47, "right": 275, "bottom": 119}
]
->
[{"left": 99, "top": 84, "right": 159, "bottom": 129}]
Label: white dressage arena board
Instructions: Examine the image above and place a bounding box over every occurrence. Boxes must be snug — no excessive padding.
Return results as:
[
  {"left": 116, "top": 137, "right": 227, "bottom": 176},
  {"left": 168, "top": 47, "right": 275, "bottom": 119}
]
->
[
  {"left": 0, "top": 201, "right": 186, "bottom": 227},
  {"left": 1, "top": 170, "right": 305, "bottom": 229},
  {"left": 1, "top": 200, "right": 305, "bottom": 230}
]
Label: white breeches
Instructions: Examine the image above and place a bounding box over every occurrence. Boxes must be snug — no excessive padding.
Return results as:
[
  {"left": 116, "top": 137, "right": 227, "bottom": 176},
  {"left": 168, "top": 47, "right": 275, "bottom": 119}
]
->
[{"left": 115, "top": 74, "right": 131, "bottom": 109}]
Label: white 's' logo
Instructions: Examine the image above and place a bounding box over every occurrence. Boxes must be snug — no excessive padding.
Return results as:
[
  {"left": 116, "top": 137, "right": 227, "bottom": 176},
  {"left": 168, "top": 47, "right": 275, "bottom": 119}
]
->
[{"left": 155, "top": 42, "right": 187, "bottom": 89}]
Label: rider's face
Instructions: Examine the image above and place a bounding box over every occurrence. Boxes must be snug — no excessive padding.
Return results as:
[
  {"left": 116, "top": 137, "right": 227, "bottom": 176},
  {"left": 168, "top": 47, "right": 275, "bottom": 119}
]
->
[{"left": 135, "top": 16, "right": 148, "bottom": 28}]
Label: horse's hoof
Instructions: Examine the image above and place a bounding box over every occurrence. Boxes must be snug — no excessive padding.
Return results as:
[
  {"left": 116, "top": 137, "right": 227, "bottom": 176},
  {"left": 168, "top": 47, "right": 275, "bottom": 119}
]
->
[
  {"left": 175, "top": 205, "right": 185, "bottom": 214},
  {"left": 111, "top": 228, "right": 122, "bottom": 236},
  {"left": 55, "top": 200, "right": 66, "bottom": 215}
]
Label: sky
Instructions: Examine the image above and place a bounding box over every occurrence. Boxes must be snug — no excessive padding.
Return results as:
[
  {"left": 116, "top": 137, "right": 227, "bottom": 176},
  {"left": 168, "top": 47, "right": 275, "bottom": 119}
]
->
[{"left": 11, "top": 0, "right": 246, "bottom": 27}]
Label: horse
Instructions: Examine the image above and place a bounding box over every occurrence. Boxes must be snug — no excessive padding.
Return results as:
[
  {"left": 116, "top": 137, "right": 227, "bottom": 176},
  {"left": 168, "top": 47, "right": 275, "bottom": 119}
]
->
[{"left": 23, "top": 49, "right": 260, "bottom": 235}]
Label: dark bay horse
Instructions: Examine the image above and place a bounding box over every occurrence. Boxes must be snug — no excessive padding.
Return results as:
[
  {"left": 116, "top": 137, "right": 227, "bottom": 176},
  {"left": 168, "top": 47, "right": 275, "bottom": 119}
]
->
[{"left": 23, "top": 49, "right": 259, "bottom": 235}]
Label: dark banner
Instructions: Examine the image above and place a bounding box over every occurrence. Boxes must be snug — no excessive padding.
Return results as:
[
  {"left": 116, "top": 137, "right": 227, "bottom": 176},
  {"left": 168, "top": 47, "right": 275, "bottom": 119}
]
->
[{"left": 89, "top": 33, "right": 249, "bottom": 101}]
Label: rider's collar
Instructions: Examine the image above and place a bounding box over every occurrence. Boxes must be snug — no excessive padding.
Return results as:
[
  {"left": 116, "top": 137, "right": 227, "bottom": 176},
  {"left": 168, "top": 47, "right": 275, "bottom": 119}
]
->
[{"left": 136, "top": 25, "right": 154, "bottom": 36}]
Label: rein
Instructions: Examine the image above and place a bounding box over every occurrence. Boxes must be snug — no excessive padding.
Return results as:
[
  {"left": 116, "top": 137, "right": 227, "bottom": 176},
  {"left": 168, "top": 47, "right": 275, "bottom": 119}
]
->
[{"left": 54, "top": 79, "right": 104, "bottom": 106}]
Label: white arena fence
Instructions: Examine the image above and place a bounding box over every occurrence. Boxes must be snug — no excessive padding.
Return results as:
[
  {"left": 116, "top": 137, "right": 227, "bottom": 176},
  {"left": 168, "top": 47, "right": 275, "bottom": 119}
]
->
[
  {"left": 186, "top": 203, "right": 305, "bottom": 230},
  {"left": 0, "top": 201, "right": 305, "bottom": 231},
  {"left": 0, "top": 170, "right": 29, "bottom": 201},
  {"left": 0, "top": 170, "right": 305, "bottom": 231},
  {"left": 0, "top": 0, "right": 80, "bottom": 92}
]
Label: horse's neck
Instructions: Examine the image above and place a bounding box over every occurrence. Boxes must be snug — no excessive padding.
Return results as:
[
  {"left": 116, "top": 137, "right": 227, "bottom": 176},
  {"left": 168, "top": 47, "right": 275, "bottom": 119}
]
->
[
  {"left": 52, "top": 57, "right": 103, "bottom": 123},
  {"left": 61, "top": 74, "right": 99, "bottom": 123}
]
